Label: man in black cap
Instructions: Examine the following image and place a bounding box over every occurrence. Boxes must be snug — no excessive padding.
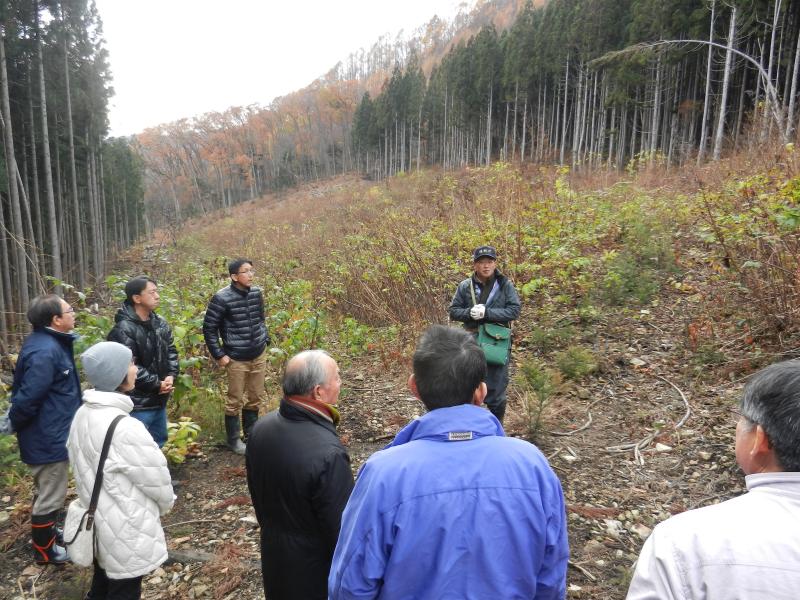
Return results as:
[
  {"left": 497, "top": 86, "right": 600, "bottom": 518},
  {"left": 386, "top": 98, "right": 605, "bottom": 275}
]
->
[{"left": 449, "top": 245, "right": 520, "bottom": 423}]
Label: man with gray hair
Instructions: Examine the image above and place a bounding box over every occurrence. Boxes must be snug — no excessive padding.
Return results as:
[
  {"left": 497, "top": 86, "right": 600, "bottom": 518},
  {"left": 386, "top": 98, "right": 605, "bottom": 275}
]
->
[
  {"left": 246, "top": 349, "right": 354, "bottom": 600},
  {"left": 627, "top": 360, "right": 800, "bottom": 599}
]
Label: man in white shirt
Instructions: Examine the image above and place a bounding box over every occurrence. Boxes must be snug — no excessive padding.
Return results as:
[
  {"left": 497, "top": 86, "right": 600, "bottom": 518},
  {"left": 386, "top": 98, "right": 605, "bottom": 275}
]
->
[{"left": 627, "top": 360, "right": 800, "bottom": 600}]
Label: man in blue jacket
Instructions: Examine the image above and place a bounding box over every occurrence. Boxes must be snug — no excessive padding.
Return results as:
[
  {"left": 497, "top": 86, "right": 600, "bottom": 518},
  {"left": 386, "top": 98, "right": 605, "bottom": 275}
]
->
[
  {"left": 329, "top": 325, "right": 568, "bottom": 600},
  {"left": 8, "top": 294, "right": 81, "bottom": 565}
]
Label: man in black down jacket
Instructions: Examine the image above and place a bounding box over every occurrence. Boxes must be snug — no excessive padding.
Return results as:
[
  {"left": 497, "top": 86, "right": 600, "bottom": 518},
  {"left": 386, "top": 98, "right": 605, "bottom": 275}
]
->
[
  {"left": 449, "top": 245, "right": 521, "bottom": 423},
  {"left": 107, "top": 276, "right": 179, "bottom": 447},
  {"left": 246, "top": 349, "right": 354, "bottom": 600},
  {"left": 202, "top": 258, "right": 270, "bottom": 454}
]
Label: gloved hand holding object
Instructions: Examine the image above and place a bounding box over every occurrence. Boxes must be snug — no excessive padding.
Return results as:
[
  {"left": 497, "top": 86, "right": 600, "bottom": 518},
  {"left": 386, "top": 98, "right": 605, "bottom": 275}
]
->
[{"left": 470, "top": 304, "right": 486, "bottom": 320}]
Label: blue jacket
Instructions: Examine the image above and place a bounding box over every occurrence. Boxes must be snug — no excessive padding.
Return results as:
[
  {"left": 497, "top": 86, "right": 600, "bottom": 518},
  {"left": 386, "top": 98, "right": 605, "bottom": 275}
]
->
[
  {"left": 329, "top": 404, "right": 569, "bottom": 600},
  {"left": 8, "top": 328, "right": 81, "bottom": 464}
]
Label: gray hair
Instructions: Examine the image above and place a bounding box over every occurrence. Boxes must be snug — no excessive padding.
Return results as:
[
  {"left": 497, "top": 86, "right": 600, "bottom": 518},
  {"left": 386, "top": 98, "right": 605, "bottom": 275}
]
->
[
  {"left": 740, "top": 360, "right": 800, "bottom": 471},
  {"left": 282, "top": 349, "right": 332, "bottom": 397}
]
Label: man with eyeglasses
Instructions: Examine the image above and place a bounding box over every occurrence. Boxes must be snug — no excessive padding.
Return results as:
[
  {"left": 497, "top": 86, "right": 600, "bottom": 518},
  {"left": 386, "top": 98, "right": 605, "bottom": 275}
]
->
[
  {"left": 108, "top": 276, "right": 179, "bottom": 448},
  {"left": 203, "top": 258, "right": 270, "bottom": 454},
  {"left": 7, "top": 294, "right": 81, "bottom": 564},
  {"left": 627, "top": 360, "right": 800, "bottom": 599}
]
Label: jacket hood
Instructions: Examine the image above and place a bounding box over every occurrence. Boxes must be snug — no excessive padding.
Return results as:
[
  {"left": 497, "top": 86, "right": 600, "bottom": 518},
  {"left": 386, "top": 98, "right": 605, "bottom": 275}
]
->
[
  {"left": 386, "top": 404, "right": 504, "bottom": 449},
  {"left": 82, "top": 388, "right": 134, "bottom": 413}
]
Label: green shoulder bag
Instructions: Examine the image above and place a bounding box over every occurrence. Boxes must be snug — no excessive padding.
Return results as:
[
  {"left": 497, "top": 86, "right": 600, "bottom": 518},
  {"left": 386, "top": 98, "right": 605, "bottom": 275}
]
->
[
  {"left": 477, "top": 322, "right": 511, "bottom": 366},
  {"left": 469, "top": 282, "right": 512, "bottom": 366}
]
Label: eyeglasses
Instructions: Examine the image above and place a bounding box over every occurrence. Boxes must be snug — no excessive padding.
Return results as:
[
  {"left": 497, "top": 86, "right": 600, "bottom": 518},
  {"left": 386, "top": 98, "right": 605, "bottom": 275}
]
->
[
  {"left": 237, "top": 269, "right": 256, "bottom": 275},
  {"left": 60, "top": 307, "right": 75, "bottom": 315}
]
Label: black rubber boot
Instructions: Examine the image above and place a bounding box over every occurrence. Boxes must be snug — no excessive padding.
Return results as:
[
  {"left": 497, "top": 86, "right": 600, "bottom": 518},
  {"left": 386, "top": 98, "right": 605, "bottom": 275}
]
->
[
  {"left": 225, "top": 415, "right": 246, "bottom": 455},
  {"left": 241, "top": 409, "right": 259, "bottom": 441},
  {"left": 31, "top": 512, "right": 68, "bottom": 565}
]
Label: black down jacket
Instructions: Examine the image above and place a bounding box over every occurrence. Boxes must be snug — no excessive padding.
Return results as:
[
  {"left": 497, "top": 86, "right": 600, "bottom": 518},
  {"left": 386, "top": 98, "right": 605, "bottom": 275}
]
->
[
  {"left": 202, "top": 283, "right": 269, "bottom": 361},
  {"left": 107, "top": 302, "right": 179, "bottom": 410},
  {"left": 246, "top": 401, "right": 354, "bottom": 600}
]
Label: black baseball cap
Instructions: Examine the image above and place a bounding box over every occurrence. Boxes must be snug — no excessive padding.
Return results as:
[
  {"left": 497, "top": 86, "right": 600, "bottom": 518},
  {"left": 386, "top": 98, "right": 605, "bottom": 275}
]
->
[{"left": 472, "top": 246, "right": 497, "bottom": 261}]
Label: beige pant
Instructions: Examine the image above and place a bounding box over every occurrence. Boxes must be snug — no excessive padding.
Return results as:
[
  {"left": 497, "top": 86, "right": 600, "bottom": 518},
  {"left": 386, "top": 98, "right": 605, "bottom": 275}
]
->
[
  {"left": 225, "top": 351, "right": 267, "bottom": 415},
  {"left": 29, "top": 461, "right": 69, "bottom": 516}
]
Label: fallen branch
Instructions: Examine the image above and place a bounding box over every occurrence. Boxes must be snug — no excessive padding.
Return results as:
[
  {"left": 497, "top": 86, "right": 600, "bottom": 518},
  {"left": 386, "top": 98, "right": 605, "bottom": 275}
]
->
[
  {"left": 163, "top": 519, "right": 219, "bottom": 529},
  {"left": 550, "top": 398, "right": 603, "bottom": 437},
  {"left": 166, "top": 549, "right": 259, "bottom": 569},
  {"left": 605, "top": 374, "right": 691, "bottom": 463},
  {"left": 569, "top": 560, "right": 597, "bottom": 582}
]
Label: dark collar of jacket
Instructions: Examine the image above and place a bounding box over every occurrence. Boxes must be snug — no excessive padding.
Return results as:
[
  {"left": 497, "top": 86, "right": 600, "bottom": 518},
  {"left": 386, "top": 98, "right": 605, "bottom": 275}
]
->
[
  {"left": 279, "top": 398, "right": 338, "bottom": 435},
  {"left": 471, "top": 268, "right": 506, "bottom": 288},
  {"left": 229, "top": 282, "right": 251, "bottom": 297},
  {"left": 116, "top": 301, "right": 159, "bottom": 329},
  {"left": 39, "top": 326, "right": 78, "bottom": 348}
]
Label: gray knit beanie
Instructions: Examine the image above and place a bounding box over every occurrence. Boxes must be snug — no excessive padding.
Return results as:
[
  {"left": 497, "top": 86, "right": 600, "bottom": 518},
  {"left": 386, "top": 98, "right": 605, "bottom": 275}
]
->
[{"left": 81, "top": 341, "right": 133, "bottom": 392}]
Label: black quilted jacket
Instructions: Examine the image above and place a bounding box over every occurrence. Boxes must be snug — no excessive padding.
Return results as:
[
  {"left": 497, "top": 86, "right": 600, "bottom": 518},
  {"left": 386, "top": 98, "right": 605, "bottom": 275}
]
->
[
  {"left": 202, "top": 283, "right": 270, "bottom": 361},
  {"left": 107, "top": 302, "right": 179, "bottom": 410}
]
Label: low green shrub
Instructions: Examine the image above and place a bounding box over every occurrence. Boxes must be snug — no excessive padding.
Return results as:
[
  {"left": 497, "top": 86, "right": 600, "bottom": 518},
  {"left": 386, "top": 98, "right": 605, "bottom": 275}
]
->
[
  {"left": 555, "top": 346, "right": 597, "bottom": 380},
  {"left": 518, "top": 359, "right": 560, "bottom": 439}
]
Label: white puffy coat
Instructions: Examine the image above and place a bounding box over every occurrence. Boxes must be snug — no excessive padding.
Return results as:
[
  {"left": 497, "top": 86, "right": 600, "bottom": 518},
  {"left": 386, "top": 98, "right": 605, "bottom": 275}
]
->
[{"left": 67, "top": 389, "right": 175, "bottom": 579}]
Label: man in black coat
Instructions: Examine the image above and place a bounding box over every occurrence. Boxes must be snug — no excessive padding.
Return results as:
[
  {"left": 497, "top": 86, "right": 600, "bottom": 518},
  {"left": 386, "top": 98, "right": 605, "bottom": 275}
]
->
[
  {"left": 107, "top": 276, "right": 179, "bottom": 447},
  {"left": 202, "top": 258, "right": 270, "bottom": 454},
  {"left": 246, "top": 349, "right": 354, "bottom": 600},
  {"left": 449, "top": 245, "right": 521, "bottom": 423}
]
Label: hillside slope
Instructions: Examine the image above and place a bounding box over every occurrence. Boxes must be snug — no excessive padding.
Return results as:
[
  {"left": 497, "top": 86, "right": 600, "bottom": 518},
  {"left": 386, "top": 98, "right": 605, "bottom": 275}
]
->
[{"left": 4, "top": 149, "right": 800, "bottom": 598}]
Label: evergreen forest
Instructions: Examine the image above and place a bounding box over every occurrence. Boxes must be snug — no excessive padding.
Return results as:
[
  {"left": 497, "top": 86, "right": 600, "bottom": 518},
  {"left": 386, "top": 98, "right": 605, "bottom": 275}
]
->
[{"left": 0, "top": 0, "right": 143, "bottom": 349}]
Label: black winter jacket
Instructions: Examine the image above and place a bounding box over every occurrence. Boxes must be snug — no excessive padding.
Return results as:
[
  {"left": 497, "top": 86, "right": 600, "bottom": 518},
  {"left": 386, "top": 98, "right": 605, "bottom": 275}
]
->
[
  {"left": 449, "top": 269, "right": 521, "bottom": 331},
  {"left": 202, "top": 283, "right": 269, "bottom": 361},
  {"left": 107, "top": 303, "right": 179, "bottom": 410},
  {"left": 246, "top": 401, "right": 354, "bottom": 600}
]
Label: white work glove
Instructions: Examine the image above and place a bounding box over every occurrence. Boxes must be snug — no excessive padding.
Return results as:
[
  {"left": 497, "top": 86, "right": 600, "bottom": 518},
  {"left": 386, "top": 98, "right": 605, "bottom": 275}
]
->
[{"left": 470, "top": 304, "right": 486, "bottom": 320}]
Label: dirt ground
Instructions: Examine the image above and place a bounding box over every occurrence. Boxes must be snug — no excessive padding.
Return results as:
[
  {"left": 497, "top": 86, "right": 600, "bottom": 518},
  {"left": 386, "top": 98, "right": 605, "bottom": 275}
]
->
[{"left": 0, "top": 282, "right": 747, "bottom": 599}]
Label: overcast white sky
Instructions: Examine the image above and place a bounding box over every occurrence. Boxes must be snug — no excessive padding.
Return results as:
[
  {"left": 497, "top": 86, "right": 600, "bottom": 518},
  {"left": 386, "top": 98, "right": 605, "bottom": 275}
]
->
[{"left": 94, "top": 1, "right": 465, "bottom": 136}]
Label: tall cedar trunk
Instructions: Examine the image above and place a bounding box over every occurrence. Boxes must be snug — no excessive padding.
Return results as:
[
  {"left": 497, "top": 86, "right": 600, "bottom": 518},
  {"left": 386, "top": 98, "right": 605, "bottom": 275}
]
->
[
  {"left": 0, "top": 195, "right": 9, "bottom": 345},
  {"left": 62, "top": 5, "right": 86, "bottom": 289},
  {"left": 650, "top": 56, "right": 662, "bottom": 159},
  {"left": 485, "top": 86, "right": 492, "bottom": 166},
  {"left": 511, "top": 82, "right": 518, "bottom": 161},
  {"left": 787, "top": 27, "right": 800, "bottom": 138},
  {"left": 697, "top": 0, "right": 715, "bottom": 166},
  {"left": 560, "top": 55, "right": 569, "bottom": 164},
  {"left": 762, "top": 0, "right": 782, "bottom": 139},
  {"left": 0, "top": 26, "right": 30, "bottom": 316},
  {"left": 27, "top": 77, "right": 44, "bottom": 255},
  {"left": 713, "top": 6, "right": 737, "bottom": 161}
]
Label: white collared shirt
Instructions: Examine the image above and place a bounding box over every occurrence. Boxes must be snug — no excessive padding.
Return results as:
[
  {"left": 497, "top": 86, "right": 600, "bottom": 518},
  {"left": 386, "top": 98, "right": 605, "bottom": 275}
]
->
[{"left": 627, "top": 472, "right": 800, "bottom": 600}]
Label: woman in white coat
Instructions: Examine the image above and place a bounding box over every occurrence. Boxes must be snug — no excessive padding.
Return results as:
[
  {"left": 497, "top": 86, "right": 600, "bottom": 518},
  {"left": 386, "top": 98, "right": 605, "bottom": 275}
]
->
[{"left": 68, "top": 341, "right": 175, "bottom": 600}]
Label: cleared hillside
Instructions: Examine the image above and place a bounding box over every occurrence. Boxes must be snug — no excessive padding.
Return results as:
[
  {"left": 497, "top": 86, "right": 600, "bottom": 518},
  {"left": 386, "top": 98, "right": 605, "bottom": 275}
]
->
[{"left": 4, "top": 145, "right": 800, "bottom": 597}]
